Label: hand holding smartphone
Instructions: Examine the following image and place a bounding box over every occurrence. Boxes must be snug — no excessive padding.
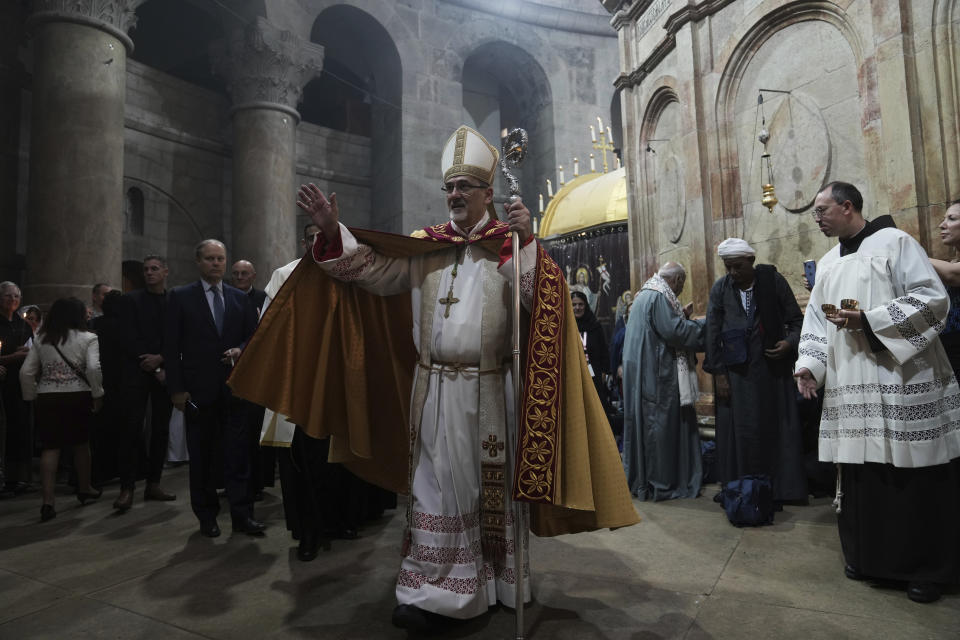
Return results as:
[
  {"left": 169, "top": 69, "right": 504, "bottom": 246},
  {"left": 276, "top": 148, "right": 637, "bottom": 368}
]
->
[{"left": 803, "top": 260, "right": 816, "bottom": 291}]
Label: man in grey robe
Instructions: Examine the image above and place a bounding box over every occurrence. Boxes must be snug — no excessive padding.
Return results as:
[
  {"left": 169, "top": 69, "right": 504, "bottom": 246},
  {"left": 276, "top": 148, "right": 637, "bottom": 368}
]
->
[
  {"left": 622, "top": 262, "right": 705, "bottom": 500},
  {"left": 705, "top": 238, "right": 806, "bottom": 503}
]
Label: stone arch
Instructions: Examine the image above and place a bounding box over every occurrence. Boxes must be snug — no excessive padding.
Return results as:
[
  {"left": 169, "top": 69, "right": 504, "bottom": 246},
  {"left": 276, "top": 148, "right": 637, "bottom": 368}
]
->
[
  {"left": 304, "top": 4, "right": 403, "bottom": 232},
  {"left": 639, "top": 86, "right": 687, "bottom": 255},
  {"left": 714, "top": 2, "right": 868, "bottom": 225},
  {"left": 459, "top": 40, "right": 555, "bottom": 211}
]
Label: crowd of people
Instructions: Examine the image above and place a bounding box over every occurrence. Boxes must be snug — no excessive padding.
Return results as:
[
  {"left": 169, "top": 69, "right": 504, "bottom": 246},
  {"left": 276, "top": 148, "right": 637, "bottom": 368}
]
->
[
  {"left": 616, "top": 181, "right": 960, "bottom": 605},
  {"left": 2, "top": 126, "right": 957, "bottom": 631},
  {"left": 0, "top": 234, "right": 391, "bottom": 559}
]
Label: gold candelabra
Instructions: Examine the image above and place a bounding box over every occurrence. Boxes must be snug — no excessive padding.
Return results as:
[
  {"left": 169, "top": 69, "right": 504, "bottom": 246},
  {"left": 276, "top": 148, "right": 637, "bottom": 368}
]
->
[{"left": 591, "top": 116, "right": 615, "bottom": 173}]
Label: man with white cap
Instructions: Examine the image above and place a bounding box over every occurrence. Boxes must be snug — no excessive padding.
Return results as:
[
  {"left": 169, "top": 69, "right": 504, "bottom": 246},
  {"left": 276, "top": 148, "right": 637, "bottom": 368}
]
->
[
  {"left": 704, "top": 238, "right": 807, "bottom": 505},
  {"left": 237, "top": 125, "right": 638, "bottom": 631}
]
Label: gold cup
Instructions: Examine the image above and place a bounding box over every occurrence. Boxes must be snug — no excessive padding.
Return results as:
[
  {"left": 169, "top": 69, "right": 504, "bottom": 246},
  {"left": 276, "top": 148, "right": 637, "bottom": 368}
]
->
[
  {"left": 821, "top": 303, "right": 838, "bottom": 318},
  {"left": 840, "top": 298, "right": 859, "bottom": 311}
]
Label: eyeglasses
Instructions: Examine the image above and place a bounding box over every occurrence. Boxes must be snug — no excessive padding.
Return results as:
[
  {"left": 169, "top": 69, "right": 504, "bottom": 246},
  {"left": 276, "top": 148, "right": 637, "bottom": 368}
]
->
[
  {"left": 441, "top": 181, "right": 487, "bottom": 195},
  {"left": 811, "top": 205, "right": 830, "bottom": 220}
]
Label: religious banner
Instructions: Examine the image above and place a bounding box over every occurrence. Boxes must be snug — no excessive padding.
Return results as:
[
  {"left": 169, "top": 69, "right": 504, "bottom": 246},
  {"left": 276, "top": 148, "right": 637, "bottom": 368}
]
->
[{"left": 542, "top": 223, "right": 631, "bottom": 345}]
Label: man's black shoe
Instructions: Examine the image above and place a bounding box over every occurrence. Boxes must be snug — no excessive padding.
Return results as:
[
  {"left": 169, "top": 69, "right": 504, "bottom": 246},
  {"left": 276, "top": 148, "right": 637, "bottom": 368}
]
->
[
  {"left": 907, "top": 581, "right": 941, "bottom": 603},
  {"left": 844, "top": 564, "right": 864, "bottom": 581},
  {"left": 200, "top": 521, "right": 221, "bottom": 538},
  {"left": 233, "top": 516, "right": 266, "bottom": 536},
  {"left": 297, "top": 535, "right": 319, "bottom": 562}
]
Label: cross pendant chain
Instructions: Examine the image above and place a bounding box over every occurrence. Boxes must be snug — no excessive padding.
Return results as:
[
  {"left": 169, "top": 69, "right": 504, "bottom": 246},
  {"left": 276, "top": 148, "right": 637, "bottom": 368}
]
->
[{"left": 439, "top": 247, "right": 464, "bottom": 319}]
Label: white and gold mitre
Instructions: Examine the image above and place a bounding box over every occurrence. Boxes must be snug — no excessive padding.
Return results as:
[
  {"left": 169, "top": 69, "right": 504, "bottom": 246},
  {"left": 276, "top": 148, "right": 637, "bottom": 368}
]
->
[{"left": 441, "top": 125, "right": 499, "bottom": 185}]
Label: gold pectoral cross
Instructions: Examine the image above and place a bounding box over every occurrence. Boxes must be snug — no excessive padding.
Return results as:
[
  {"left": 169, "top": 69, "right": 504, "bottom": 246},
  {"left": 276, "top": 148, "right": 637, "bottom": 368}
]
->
[
  {"left": 439, "top": 292, "right": 460, "bottom": 318},
  {"left": 439, "top": 247, "right": 464, "bottom": 319}
]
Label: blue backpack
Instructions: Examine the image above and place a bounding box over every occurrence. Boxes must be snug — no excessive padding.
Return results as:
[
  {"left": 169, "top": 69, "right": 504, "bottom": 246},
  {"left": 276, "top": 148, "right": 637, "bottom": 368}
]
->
[{"left": 719, "top": 475, "right": 774, "bottom": 527}]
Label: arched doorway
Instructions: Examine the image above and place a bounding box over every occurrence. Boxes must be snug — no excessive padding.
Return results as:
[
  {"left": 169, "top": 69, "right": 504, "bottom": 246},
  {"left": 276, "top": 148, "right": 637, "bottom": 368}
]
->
[
  {"left": 461, "top": 41, "right": 554, "bottom": 213},
  {"left": 305, "top": 5, "right": 402, "bottom": 232}
]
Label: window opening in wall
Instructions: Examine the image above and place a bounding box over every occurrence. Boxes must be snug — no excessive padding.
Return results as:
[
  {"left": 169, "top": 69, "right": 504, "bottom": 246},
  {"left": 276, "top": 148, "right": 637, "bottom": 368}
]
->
[
  {"left": 125, "top": 187, "right": 144, "bottom": 237},
  {"left": 300, "top": 59, "right": 372, "bottom": 136}
]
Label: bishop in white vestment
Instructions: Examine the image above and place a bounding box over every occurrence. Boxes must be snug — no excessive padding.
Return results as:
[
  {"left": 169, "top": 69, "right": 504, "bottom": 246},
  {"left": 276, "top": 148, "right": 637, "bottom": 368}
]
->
[{"left": 303, "top": 126, "right": 535, "bottom": 627}]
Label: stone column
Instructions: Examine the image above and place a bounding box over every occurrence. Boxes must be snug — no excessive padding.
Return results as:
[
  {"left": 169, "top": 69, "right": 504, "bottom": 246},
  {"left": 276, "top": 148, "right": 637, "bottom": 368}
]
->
[
  {"left": 213, "top": 18, "right": 323, "bottom": 288},
  {"left": 24, "top": 1, "right": 144, "bottom": 304}
]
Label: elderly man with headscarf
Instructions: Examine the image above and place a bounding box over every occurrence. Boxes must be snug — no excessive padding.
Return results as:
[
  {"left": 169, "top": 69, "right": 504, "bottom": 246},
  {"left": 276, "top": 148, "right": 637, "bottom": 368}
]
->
[
  {"left": 704, "top": 238, "right": 807, "bottom": 504},
  {"left": 622, "top": 262, "right": 706, "bottom": 500}
]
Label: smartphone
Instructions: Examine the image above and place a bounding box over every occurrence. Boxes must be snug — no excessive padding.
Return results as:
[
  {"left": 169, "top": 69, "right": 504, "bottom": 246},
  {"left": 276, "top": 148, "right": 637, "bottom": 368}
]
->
[{"left": 803, "top": 260, "right": 817, "bottom": 289}]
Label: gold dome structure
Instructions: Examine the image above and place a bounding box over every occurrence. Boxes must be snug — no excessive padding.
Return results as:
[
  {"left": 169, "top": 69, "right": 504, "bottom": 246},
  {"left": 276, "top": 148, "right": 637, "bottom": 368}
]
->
[{"left": 539, "top": 167, "right": 627, "bottom": 237}]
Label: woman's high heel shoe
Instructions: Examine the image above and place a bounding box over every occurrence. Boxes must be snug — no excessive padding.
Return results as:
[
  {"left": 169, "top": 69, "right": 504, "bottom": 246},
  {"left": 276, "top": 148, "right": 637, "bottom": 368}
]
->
[
  {"left": 77, "top": 489, "right": 102, "bottom": 505},
  {"left": 40, "top": 504, "right": 56, "bottom": 522}
]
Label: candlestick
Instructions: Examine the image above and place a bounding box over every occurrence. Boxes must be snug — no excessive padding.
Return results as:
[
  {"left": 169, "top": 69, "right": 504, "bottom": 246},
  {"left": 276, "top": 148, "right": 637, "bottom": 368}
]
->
[
  {"left": 590, "top": 154, "right": 596, "bottom": 173},
  {"left": 573, "top": 157, "right": 579, "bottom": 177},
  {"left": 538, "top": 193, "right": 544, "bottom": 213},
  {"left": 614, "top": 156, "right": 621, "bottom": 170},
  {"left": 606, "top": 126, "right": 612, "bottom": 143},
  {"left": 597, "top": 116, "right": 603, "bottom": 132},
  {"left": 546, "top": 178, "right": 553, "bottom": 197},
  {"left": 533, "top": 216, "right": 539, "bottom": 235},
  {"left": 590, "top": 125, "right": 596, "bottom": 143},
  {"left": 558, "top": 165, "right": 565, "bottom": 185}
]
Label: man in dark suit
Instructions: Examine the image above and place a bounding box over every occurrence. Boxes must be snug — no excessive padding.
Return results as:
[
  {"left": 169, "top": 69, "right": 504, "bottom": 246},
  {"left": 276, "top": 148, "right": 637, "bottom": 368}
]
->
[
  {"left": 113, "top": 255, "right": 175, "bottom": 512},
  {"left": 164, "top": 240, "right": 261, "bottom": 538},
  {"left": 230, "top": 260, "right": 266, "bottom": 316}
]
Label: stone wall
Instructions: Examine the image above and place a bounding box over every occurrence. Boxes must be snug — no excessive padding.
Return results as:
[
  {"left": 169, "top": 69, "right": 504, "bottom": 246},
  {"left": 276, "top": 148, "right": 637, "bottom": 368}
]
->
[
  {"left": 294, "top": 122, "right": 372, "bottom": 232},
  {"left": 3, "top": 0, "right": 619, "bottom": 301},
  {"left": 123, "top": 59, "right": 232, "bottom": 286},
  {"left": 611, "top": 0, "right": 960, "bottom": 316},
  {"left": 279, "top": 0, "right": 621, "bottom": 233},
  {"left": 105, "top": 61, "right": 371, "bottom": 287}
]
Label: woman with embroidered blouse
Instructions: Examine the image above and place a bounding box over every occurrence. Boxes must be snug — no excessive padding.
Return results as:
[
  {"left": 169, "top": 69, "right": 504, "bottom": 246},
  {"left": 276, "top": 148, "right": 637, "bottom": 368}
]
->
[{"left": 19, "top": 297, "right": 104, "bottom": 522}]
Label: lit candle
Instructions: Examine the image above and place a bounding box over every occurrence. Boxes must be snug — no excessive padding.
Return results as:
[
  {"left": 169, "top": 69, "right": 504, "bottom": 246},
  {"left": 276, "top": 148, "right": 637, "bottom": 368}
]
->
[
  {"left": 573, "top": 157, "right": 579, "bottom": 177},
  {"left": 590, "top": 125, "right": 596, "bottom": 143},
  {"left": 547, "top": 178, "right": 553, "bottom": 197},
  {"left": 558, "top": 165, "right": 565, "bottom": 185},
  {"left": 590, "top": 153, "right": 596, "bottom": 172},
  {"left": 538, "top": 193, "right": 544, "bottom": 213},
  {"left": 606, "top": 126, "right": 613, "bottom": 143},
  {"left": 533, "top": 216, "right": 539, "bottom": 235},
  {"left": 597, "top": 116, "right": 603, "bottom": 133},
  {"left": 615, "top": 156, "right": 621, "bottom": 170}
]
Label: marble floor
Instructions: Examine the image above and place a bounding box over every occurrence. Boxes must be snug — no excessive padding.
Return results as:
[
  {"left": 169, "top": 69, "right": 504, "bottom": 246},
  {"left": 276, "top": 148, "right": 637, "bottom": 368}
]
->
[{"left": 0, "top": 465, "right": 956, "bottom": 639}]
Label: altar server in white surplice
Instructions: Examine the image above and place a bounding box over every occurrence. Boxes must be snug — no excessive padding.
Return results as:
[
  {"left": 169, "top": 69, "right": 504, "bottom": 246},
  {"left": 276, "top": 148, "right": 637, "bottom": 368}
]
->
[{"left": 795, "top": 181, "right": 960, "bottom": 604}]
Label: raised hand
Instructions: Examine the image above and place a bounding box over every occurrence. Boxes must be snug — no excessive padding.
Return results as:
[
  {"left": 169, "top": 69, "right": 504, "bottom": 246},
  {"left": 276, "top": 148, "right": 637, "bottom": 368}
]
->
[{"left": 297, "top": 183, "right": 339, "bottom": 237}]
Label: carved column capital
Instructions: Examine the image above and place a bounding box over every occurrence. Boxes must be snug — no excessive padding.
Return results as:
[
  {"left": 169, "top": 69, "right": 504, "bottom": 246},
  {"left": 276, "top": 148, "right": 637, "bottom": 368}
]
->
[
  {"left": 212, "top": 17, "right": 324, "bottom": 122},
  {"left": 28, "top": 0, "right": 146, "bottom": 52}
]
